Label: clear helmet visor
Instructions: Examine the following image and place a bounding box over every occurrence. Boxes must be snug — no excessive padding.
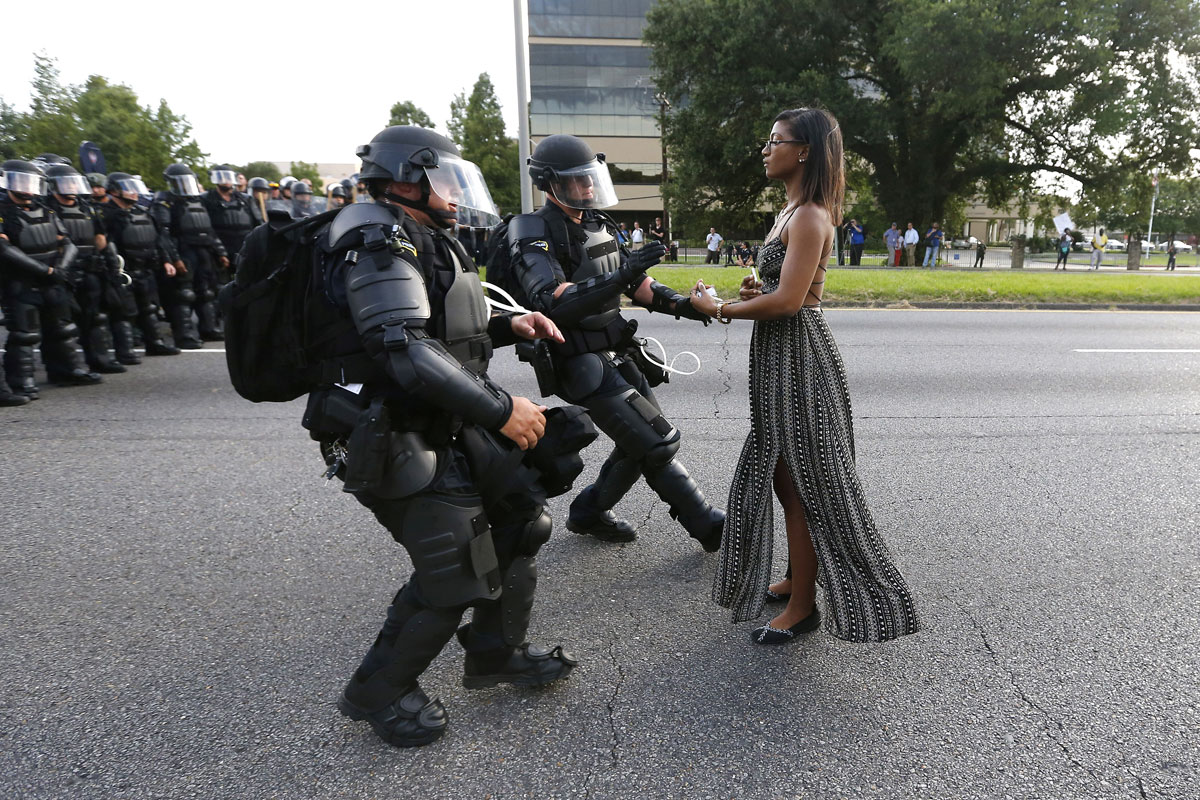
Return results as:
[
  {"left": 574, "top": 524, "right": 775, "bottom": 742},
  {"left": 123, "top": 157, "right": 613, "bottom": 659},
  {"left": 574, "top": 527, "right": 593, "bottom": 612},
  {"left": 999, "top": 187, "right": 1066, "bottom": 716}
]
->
[
  {"left": 114, "top": 177, "right": 151, "bottom": 197},
  {"left": 425, "top": 156, "right": 501, "bottom": 228},
  {"left": 4, "top": 171, "right": 48, "bottom": 196},
  {"left": 210, "top": 169, "right": 237, "bottom": 186},
  {"left": 547, "top": 160, "right": 618, "bottom": 210},
  {"left": 169, "top": 174, "right": 201, "bottom": 195},
  {"left": 51, "top": 174, "right": 91, "bottom": 196}
]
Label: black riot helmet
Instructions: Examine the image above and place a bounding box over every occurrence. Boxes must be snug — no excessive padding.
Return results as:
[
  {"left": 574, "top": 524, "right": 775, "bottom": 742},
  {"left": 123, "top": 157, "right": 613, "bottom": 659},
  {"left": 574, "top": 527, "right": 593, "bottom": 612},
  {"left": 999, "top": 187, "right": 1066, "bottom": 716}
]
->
[
  {"left": 163, "top": 163, "right": 201, "bottom": 196},
  {"left": 106, "top": 171, "right": 152, "bottom": 204},
  {"left": 86, "top": 172, "right": 107, "bottom": 189},
  {"left": 248, "top": 176, "right": 270, "bottom": 192},
  {"left": 528, "top": 134, "right": 618, "bottom": 210},
  {"left": 2, "top": 159, "right": 48, "bottom": 201},
  {"left": 34, "top": 153, "right": 71, "bottom": 167},
  {"left": 355, "top": 125, "right": 500, "bottom": 228},
  {"left": 329, "top": 183, "right": 347, "bottom": 199},
  {"left": 209, "top": 164, "right": 238, "bottom": 188},
  {"left": 45, "top": 163, "right": 91, "bottom": 197}
]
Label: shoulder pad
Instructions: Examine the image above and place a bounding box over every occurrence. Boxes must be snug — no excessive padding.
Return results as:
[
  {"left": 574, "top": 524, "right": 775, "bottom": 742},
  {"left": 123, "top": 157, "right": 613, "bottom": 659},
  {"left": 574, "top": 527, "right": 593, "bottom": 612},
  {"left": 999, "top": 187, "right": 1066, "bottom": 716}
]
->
[
  {"left": 327, "top": 202, "right": 402, "bottom": 250},
  {"left": 509, "top": 213, "right": 549, "bottom": 241}
]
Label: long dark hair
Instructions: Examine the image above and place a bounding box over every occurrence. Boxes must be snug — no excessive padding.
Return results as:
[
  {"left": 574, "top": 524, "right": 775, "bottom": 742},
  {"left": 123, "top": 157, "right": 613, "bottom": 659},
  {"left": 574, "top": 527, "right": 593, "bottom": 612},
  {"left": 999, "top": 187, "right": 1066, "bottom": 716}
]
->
[{"left": 774, "top": 107, "right": 844, "bottom": 226}]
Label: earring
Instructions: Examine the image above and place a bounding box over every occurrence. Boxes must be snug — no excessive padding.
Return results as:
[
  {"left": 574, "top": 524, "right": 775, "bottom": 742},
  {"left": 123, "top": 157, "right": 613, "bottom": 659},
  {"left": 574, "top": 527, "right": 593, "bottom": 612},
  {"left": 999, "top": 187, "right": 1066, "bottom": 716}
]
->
[{"left": 798, "top": 157, "right": 806, "bottom": 163}]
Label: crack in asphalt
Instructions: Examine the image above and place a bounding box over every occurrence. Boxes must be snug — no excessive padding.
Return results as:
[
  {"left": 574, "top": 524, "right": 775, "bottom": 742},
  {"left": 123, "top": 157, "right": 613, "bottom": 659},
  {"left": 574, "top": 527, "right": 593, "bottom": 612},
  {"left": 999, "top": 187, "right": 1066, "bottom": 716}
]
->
[
  {"left": 954, "top": 600, "right": 1133, "bottom": 795},
  {"left": 603, "top": 639, "right": 626, "bottom": 768},
  {"left": 712, "top": 325, "right": 733, "bottom": 419}
]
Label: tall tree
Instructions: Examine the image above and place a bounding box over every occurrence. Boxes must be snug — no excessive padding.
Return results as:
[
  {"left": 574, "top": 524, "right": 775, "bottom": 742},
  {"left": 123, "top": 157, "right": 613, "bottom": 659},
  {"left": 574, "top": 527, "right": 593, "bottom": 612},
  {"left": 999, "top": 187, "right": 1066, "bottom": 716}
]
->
[
  {"left": 644, "top": 0, "right": 1200, "bottom": 230},
  {"left": 240, "top": 161, "right": 283, "bottom": 181},
  {"left": 448, "top": 73, "right": 519, "bottom": 215},
  {"left": 388, "top": 100, "right": 435, "bottom": 128},
  {"left": 289, "top": 160, "right": 322, "bottom": 189}
]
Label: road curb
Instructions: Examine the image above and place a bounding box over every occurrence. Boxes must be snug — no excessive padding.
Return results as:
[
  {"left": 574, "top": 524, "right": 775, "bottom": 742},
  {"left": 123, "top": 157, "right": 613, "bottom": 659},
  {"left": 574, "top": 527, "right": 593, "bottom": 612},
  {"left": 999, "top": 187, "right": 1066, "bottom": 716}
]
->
[{"left": 821, "top": 301, "right": 1200, "bottom": 312}]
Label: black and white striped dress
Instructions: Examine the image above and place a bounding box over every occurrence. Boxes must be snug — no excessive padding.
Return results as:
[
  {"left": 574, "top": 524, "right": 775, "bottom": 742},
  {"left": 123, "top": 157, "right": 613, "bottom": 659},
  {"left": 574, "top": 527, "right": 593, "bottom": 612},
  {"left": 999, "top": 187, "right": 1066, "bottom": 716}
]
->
[{"left": 712, "top": 236, "right": 919, "bottom": 642}]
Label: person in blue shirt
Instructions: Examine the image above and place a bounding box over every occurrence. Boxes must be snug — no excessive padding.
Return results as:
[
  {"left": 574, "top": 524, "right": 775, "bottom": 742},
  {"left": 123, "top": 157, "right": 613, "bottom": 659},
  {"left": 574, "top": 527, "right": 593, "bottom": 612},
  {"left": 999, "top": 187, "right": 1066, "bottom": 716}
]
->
[
  {"left": 922, "top": 222, "right": 943, "bottom": 267},
  {"left": 847, "top": 218, "right": 865, "bottom": 265}
]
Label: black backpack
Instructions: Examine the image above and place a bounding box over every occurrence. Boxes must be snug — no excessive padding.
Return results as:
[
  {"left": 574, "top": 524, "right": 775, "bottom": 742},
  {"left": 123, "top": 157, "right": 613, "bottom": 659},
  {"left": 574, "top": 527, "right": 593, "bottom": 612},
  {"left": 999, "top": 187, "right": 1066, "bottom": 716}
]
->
[{"left": 218, "top": 208, "right": 344, "bottom": 403}]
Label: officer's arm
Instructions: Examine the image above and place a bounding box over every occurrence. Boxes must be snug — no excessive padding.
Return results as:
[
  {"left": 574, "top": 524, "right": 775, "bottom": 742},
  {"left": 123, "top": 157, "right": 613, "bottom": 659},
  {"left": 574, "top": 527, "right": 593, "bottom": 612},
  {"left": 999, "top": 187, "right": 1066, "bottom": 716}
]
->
[
  {"left": 509, "top": 214, "right": 650, "bottom": 325},
  {"left": 151, "top": 216, "right": 180, "bottom": 263},
  {"left": 56, "top": 236, "right": 79, "bottom": 274},
  {"left": 0, "top": 237, "right": 52, "bottom": 280},
  {"left": 345, "top": 225, "right": 512, "bottom": 429},
  {"left": 633, "top": 277, "right": 711, "bottom": 324}
]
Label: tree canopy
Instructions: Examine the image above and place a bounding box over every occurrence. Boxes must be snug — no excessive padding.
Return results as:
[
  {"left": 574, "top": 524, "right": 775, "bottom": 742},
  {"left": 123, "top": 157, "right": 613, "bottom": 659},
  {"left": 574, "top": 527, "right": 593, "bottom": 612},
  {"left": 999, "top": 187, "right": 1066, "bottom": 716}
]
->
[
  {"left": 644, "top": 0, "right": 1200, "bottom": 233},
  {"left": 388, "top": 100, "right": 435, "bottom": 129},
  {"left": 1, "top": 54, "right": 206, "bottom": 181},
  {"left": 449, "top": 73, "right": 520, "bottom": 215}
]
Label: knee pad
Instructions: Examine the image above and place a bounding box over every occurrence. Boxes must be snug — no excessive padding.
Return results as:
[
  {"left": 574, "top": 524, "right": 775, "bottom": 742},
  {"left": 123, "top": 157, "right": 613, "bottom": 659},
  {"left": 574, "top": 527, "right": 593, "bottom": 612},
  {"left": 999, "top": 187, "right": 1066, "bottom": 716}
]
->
[
  {"left": 644, "top": 434, "right": 681, "bottom": 467},
  {"left": 201, "top": 288, "right": 216, "bottom": 302},
  {"left": 588, "top": 387, "right": 679, "bottom": 462},
  {"left": 53, "top": 320, "right": 80, "bottom": 340},
  {"left": 516, "top": 510, "right": 552, "bottom": 557},
  {"left": 91, "top": 312, "right": 109, "bottom": 326},
  {"left": 8, "top": 330, "right": 41, "bottom": 346},
  {"left": 383, "top": 494, "right": 502, "bottom": 608},
  {"left": 557, "top": 353, "right": 607, "bottom": 401},
  {"left": 179, "top": 289, "right": 197, "bottom": 304}
]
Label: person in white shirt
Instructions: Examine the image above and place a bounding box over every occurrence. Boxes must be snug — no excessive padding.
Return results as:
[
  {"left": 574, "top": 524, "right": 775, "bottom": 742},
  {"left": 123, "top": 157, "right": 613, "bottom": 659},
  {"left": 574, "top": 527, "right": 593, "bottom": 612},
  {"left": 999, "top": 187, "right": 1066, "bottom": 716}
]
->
[
  {"left": 902, "top": 222, "right": 919, "bottom": 266},
  {"left": 1089, "top": 228, "right": 1108, "bottom": 270},
  {"left": 705, "top": 227, "right": 723, "bottom": 264},
  {"left": 630, "top": 221, "right": 644, "bottom": 251}
]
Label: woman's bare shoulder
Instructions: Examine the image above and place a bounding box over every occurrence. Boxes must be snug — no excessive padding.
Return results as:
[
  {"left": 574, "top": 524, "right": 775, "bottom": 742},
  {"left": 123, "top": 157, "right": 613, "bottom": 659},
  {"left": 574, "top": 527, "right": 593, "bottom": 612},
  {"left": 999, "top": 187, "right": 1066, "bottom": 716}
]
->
[{"left": 782, "top": 203, "right": 833, "bottom": 244}]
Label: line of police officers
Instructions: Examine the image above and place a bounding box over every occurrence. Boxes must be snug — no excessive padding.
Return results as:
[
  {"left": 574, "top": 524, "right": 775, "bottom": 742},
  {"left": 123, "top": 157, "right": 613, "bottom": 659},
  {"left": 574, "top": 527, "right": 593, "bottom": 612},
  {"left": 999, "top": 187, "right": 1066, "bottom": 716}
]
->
[{"left": 0, "top": 156, "right": 356, "bottom": 406}]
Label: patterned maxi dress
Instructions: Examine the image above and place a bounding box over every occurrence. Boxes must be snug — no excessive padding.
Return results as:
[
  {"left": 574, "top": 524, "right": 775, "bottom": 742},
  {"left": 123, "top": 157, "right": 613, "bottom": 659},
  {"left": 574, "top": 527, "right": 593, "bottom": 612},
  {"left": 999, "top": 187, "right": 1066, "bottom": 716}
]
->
[{"left": 712, "top": 236, "right": 919, "bottom": 642}]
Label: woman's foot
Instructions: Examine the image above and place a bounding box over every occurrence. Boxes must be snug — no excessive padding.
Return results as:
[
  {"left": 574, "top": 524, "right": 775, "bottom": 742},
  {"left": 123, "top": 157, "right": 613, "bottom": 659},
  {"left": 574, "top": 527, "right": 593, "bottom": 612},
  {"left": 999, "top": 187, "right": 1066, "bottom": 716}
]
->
[
  {"left": 750, "top": 604, "right": 821, "bottom": 645},
  {"left": 764, "top": 578, "right": 792, "bottom": 603},
  {"left": 768, "top": 601, "right": 815, "bottom": 632}
]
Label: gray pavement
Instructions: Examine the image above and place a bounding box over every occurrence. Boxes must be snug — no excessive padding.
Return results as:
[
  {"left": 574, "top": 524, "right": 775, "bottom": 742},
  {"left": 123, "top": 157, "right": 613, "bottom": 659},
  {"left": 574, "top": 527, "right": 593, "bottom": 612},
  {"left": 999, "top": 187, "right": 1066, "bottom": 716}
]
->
[{"left": 1, "top": 309, "right": 1197, "bottom": 799}]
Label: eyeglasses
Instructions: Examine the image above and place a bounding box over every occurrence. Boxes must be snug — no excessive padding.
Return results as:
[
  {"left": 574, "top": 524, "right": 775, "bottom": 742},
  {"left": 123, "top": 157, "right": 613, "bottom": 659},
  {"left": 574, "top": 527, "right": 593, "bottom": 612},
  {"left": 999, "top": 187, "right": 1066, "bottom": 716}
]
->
[{"left": 760, "top": 139, "right": 804, "bottom": 150}]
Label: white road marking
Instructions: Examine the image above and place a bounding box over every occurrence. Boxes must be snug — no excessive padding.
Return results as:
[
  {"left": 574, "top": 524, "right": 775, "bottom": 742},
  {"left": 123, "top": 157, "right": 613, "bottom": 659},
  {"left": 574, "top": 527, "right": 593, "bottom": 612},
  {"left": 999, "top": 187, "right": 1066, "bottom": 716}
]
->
[{"left": 1073, "top": 349, "right": 1200, "bottom": 353}]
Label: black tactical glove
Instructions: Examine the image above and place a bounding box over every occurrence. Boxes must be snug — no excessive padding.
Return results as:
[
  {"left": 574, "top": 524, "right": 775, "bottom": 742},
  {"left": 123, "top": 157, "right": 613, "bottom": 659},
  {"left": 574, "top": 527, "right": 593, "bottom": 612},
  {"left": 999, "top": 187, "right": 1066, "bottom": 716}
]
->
[
  {"left": 671, "top": 295, "right": 712, "bottom": 326},
  {"left": 618, "top": 241, "right": 667, "bottom": 285}
]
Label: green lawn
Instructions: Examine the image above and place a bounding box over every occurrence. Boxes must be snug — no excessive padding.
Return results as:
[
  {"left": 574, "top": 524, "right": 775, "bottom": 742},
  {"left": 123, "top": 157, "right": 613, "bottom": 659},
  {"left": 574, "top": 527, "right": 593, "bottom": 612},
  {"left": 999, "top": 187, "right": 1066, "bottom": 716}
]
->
[{"left": 639, "top": 266, "right": 1200, "bottom": 305}]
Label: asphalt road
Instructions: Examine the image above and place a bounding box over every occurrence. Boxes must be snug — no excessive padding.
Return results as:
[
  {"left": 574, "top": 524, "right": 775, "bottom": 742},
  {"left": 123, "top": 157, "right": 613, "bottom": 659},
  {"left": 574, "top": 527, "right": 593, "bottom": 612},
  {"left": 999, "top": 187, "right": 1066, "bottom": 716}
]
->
[{"left": 2, "top": 309, "right": 1197, "bottom": 800}]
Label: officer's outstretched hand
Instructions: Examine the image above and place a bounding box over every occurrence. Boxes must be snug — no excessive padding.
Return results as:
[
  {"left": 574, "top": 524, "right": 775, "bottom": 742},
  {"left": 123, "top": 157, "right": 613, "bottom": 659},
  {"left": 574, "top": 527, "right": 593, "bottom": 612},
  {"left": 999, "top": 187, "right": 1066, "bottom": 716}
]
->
[
  {"left": 511, "top": 312, "right": 565, "bottom": 343},
  {"left": 500, "top": 396, "right": 548, "bottom": 451},
  {"left": 620, "top": 241, "right": 667, "bottom": 284}
]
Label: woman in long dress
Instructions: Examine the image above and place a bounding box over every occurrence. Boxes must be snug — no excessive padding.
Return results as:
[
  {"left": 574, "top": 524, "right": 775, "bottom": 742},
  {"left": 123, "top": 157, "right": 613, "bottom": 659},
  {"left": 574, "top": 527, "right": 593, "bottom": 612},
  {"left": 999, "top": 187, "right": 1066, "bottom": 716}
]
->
[{"left": 688, "top": 108, "right": 919, "bottom": 645}]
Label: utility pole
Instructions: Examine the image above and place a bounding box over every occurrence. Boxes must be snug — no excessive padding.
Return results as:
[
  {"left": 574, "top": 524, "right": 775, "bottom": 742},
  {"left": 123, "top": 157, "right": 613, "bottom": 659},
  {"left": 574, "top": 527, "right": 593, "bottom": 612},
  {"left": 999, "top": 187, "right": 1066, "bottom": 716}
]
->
[
  {"left": 1147, "top": 169, "right": 1160, "bottom": 252},
  {"left": 514, "top": 0, "right": 533, "bottom": 213},
  {"left": 654, "top": 92, "right": 670, "bottom": 240}
]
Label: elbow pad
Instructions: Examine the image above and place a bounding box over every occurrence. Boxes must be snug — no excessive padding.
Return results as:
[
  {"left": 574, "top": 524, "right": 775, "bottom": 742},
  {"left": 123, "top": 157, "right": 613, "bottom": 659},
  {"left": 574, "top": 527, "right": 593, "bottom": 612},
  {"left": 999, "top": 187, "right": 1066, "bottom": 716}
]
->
[
  {"left": 0, "top": 238, "right": 52, "bottom": 280},
  {"left": 381, "top": 326, "right": 512, "bottom": 430},
  {"left": 509, "top": 214, "right": 565, "bottom": 314},
  {"left": 546, "top": 271, "right": 628, "bottom": 325}
]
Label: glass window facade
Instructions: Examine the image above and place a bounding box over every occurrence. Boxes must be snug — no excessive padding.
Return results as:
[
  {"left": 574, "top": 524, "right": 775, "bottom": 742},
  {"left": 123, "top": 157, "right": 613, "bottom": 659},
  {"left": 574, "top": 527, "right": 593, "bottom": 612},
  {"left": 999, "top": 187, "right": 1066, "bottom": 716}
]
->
[
  {"left": 529, "top": 0, "right": 655, "bottom": 39},
  {"left": 530, "top": 44, "right": 661, "bottom": 138}
]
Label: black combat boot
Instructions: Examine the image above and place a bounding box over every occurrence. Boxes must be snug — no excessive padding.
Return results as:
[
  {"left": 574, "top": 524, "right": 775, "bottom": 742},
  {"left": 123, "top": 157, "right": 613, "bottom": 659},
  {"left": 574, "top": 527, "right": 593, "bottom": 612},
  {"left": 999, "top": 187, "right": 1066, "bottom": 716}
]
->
[
  {"left": 111, "top": 321, "right": 142, "bottom": 365},
  {"left": 338, "top": 683, "right": 448, "bottom": 748},
  {"left": 456, "top": 626, "right": 578, "bottom": 689}
]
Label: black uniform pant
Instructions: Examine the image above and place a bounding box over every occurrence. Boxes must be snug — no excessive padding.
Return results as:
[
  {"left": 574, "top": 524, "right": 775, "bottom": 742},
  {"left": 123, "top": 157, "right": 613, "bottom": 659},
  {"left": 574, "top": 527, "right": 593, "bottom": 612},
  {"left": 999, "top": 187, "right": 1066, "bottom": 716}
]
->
[
  {"left": 343, "top": 432, "right": 550, "bottom": 710},
  {"left": 125, "top": 263, "right": 169, "bottom": 345},
  {"left": 2, "top": 279, "right": 86, "bottom": 391},
  {"left": 74, "top": 268, "right": 120, "bottom": 368},
  {"left": 178, "top": 243, "right": 222, "bottom": 337}
]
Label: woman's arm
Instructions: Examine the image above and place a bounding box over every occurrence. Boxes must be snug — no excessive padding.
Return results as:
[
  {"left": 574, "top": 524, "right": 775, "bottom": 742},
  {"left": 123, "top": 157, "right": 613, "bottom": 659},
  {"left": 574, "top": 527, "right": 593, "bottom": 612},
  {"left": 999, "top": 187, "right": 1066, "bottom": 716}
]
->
[{"left": 692, "top": 206, "right": 829, "bottom": 322}]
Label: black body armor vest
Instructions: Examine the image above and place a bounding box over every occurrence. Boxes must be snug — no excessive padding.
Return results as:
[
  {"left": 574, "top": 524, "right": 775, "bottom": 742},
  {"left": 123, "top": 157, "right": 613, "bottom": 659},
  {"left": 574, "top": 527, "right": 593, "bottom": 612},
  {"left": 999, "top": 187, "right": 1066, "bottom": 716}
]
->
[
  {"left": 205, "top": 191, "right": 254, "bottom": 235},
  {"left": 9, "top": 202, "right": 61, "bottom": 264},
  {"left": 116, "top": 206, "right": 160, "bottom": 263},
  {"left": 169, "top": 196, "right": 219, "bottom": 244},
  {"left": 565, "top": 215, "right": 623, "bottom": 331},
  {"left": 50, "top": 199, "right": 97, "bottom": 257}
]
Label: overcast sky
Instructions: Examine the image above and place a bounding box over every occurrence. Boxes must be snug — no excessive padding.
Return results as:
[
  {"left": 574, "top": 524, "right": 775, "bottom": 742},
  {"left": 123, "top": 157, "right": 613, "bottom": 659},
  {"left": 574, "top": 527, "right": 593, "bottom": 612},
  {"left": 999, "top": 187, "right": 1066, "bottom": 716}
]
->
[{"left": 0, "top": 0, "right": 523, "bottom": 165}]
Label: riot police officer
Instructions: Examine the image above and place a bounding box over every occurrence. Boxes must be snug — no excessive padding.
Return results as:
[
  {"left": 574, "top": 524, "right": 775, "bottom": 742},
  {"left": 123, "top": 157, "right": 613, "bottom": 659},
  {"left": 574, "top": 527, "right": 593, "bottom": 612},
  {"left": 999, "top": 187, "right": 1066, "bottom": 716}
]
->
[
  {"left": 201, "top": 165, "right": 256, "bottom": 271},
  {"left": 507, "top": 134, "right": 723, "bottom": 549},
  {"left": 296, "top": 126, "right": 583, "bottom": 747},
  {"left": 290, "top": 180, "right": 317, "bottom": 218},
  {"left": 44, "top": 163, "right": 127, "bottom": 373},
  {"left": 151, "top": 164, "right": 229, "bottom": 343},
  {"left": 102, "top": 173, "right": 181, "bottom": 357},
  {"left": 1, "top": 159, "right": 101, "bottom": 398},
  {"left": 247, "top": 177, "right": 271, "bottom": 225},
  {"left": 327, "top": 183, "right": 348, "bottom": 209}
]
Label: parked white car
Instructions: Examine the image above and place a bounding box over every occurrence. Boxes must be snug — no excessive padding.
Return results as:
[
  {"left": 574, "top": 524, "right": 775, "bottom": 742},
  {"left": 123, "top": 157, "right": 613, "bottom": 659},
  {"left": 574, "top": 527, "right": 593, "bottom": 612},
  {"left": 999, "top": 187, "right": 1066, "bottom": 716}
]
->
[
  {"left": 1106, "top": 238, "right": 1128, "bottom": 252},
  {"left": 1165, "top": 240, "right": 1193, "bottom": 253}
]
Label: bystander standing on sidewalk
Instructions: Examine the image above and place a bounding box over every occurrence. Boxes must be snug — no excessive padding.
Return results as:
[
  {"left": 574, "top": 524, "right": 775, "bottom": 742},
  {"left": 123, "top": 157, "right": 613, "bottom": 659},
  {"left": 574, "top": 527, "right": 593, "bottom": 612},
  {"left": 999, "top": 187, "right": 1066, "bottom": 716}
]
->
[
  {"left": 847, "top": 218, "right": 865, "bottom": 265},
  {"left": 649, "top": 217, "right": 666, "bottom": 247},
  {"left": 884, "top": 222, "right": 901, "bottom": 267},
  {"left": 1055, "top": 231, "right": 1072, "bottom": 270},
  {"left": 903, "top": 222, "right": 919, "bottom": 265},
  {"left": 922, "top": 222, "right": 944, "bottom": 267},
  {"left": 617, "top": 222, "right": 630, "bottom": 246},
  {"left": 1089, "top": 228, "right": 1108, "bottom": 270},
  {"left": 705, "top": 227, "right": 723, "bottom": 264},
  {"left": 1166, "top": 241, "right": 1177, "bottom": 271},
  {"left": 630, "top": 221, "right": 644, "bottom": 251},
  {"left": 973, "top": 238, "right": 986, "bottom": 268}
]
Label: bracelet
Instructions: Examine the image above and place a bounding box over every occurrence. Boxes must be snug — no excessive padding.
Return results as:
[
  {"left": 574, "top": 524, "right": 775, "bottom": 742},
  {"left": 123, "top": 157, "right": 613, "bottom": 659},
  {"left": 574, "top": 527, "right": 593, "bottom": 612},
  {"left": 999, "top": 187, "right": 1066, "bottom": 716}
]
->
[{"left": 715, "top": 299, "right": 732, "bottom": 324}]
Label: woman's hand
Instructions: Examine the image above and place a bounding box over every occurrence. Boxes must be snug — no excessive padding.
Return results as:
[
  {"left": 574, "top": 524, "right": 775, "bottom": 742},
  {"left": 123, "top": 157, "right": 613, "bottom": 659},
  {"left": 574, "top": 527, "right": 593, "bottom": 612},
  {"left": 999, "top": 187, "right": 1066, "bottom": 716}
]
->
[
  {"left": 511, "top": 312, "right": 564, "bottom": 343},
  {"left": 739, "top": 274, "right": 763, "bottom": 301},
  {"left": 689, "top": 280, "right": 718, "bottom": 317}
]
